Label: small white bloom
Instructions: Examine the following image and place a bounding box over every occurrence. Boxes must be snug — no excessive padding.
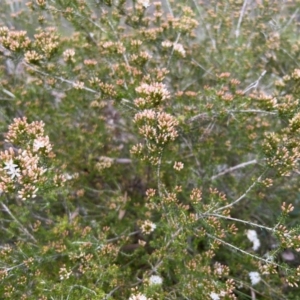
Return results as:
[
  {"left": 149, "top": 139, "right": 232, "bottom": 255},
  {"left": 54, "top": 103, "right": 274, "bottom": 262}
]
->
[
  {"left": 141, "top": 220, "right": 156, "bottom": 234},
  {"left": 142, "top": 0, "right": 150, "bottom": 8},
  {"left": 3, "top": 159, "right": 20, "bottom": 179},
  {"left": 249, "top": 271, "right": 261, "bottom": 285},
  {"left": 149, "top": 275, "right": 163, "bottom": 285},
  {"left": 210, "top": 292, "right": 220, "bottom": 300},
  {"left": 129, "top": 293, "right": 148, "bottom": 300},
  {"left": 246, "top": 229, "right": 258, "bottom": 241},
  {"left": 137, "top": 0, "right": 150, "bottom": 8},
  {"left": 33, "top": 137, "right": 46, "bottom": 151},
  {"left": 252, "top": 239, "right": 261, "bottom": 251},
  {"left": 246, "top": 229, "right": 261, "bottom": 251}
]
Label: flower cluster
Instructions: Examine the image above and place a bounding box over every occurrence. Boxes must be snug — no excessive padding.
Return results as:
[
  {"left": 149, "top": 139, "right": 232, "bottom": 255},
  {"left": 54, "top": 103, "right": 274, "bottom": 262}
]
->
[
  {"left": 135, "top": 82, "right": 170, "bottom": 108},
  {"left": 2, "top": 0, "right": 300, "bottom": 299},
  {"left": 133, "top": 110, "right": 179, "bottom": 144},
  {"left": 95, "top": 156, "right": 114, "bottom": 172},
  {"left": 33, "top": 27, "right": 60, "bottom": 59},
  {"left": 62, "top": 48, "right": 76, "bottom": 63},
  {"left": 0, "top": 26, "right": 31, "bottom": 52},
  {"left": 162, "top": 40, "right": 186, "bottom": 57},
  {"left": 0, "top": 117, "right": 63, "bottom": 200},
  {"left": 132, "top": 109, "right": 179, "bottom": 163}
]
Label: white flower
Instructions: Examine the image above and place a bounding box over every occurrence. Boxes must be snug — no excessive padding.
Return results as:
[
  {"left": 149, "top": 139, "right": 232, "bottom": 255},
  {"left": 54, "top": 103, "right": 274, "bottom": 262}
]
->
[
  {"left": 173, "top": 43, "right": 186, "bottom": 57},
  {"left": 129, "top": 293, "right": 148, "bottom": 300},
  {"left": 210, "top": 292, "right": 220, "bottom": 300},
  {"left": 246, "top": 229, "right": 257, "bottom": 241},
  {"left": 162, "top": 40, "right": 173, "bottom": 48},
  {"left": 3, "top": 159, "right": 20, "bottom": 179},
  {"left": 142, "top": 0, "right": 150, "bottom": 8},
  {"left": 140, "top": 220, "right": 156, "bottom": 234},
  {"left": 137, "top": 0, "right": 150, "bottom": 8},
  {"left": 252, "top": 239, "right": 260, "bottom": 251},
  {"left": 246, "top": 229, "right": 261, "bottom": 251},
  {"left": 249, "top": 271, "right": 261, "bottom": 285},
  {"left": 33, "top": 137, "right": 47, "bottom": 151},
  {"left": 149, "top": 275, "right": 163, "bottom": 285}
]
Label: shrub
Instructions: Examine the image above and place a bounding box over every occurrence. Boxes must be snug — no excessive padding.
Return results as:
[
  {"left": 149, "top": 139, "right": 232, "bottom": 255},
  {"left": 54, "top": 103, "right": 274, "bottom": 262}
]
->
[{"left": 1, "top": 0, "right": 300, "bottom": 299}]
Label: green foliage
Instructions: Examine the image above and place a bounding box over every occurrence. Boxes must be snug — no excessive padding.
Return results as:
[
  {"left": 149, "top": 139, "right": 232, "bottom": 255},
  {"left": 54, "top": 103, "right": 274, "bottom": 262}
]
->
[{"left": 1, "top": 0, "right": 300, "bottom": 299}]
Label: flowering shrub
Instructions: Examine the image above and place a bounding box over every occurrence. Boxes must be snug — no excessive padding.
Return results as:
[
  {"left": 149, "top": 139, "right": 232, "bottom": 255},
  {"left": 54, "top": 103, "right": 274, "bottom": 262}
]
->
[{"left": 1, "top": 0, "right": 300, "bottom": 299}]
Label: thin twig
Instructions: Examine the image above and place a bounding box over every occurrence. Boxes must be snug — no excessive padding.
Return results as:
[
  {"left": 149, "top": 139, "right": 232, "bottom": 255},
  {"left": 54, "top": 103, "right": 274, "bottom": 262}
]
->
[
  {"left": 227, "top": 109, "right": 277, "bottom": 115},
  {"left": 211, "top": 159, "right": 257, "bottom": 180},
  {"left": 157, "top": 152, "right": 163, "bottom": 198},
  {"left": 104, "top": 286, "right": 120, "bottom": 300},
  {"left": 204, "top": 213, "right": 273, "bottom": 231},
  {"left": 281, "top": 8, "right": 299, "bottom": 32},
  {"left": 164, "top": 0, "right": 174, "bottom": 17},
  {"left": 191, "top": 0, "right": 216, "bottom": 49},
  {"left": 46, "top": 6, "right": 107, "bottom": 33},
  {"left": 235, "top": 0, "right": 249, "bottom": 39},
  {"left": 1, "top": 202, "right": 37, "bottom": 243},
  {"left": 213, "top": 172, "right": 265, "bottom": 213},
  {"left": 67, "top": 285, "right": 97, "bottom": 300},
  {"left": 187, "top": 109, "right": 276, "bottom": 124},
  {"left": 191, "top": 58, "right": 214, "bottom": 77},
  {"left": 187, "top": 112, "right": 212, "bottom": 123},
  {"left": 243, "top": 70, "right": 267, "bottom": 94},
  {"left": 167, "top": 33, "right": 181, "bottom": 68},
  {"left": 206, "top": 233, "right": 286, "bottom": 269},
  {"left": 24, "top": 63, "right": 99, "bottom": 94}
]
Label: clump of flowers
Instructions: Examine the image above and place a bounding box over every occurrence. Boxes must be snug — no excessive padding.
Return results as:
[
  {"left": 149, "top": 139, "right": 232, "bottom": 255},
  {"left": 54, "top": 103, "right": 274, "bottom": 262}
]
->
[
  {"left": 0, "top": 26, "right": 31, "bottom": 52},
  {"left": 0, "top": 117, "right": 64, "bottom": 200},
  {"left": 135, "top": 82, "right": 171, "bottom": 108},
  {"left": 131, "top": 109, "right": 179, "bottom": 163},
  {"left": 2, "top": 0, "right": 300, "bottom": 299},
  {"left": 95, "top": 156, "right": 114, "bottom": 172},
  {"left": 62, "top": 48, "right": 76, "bottom": 63}
]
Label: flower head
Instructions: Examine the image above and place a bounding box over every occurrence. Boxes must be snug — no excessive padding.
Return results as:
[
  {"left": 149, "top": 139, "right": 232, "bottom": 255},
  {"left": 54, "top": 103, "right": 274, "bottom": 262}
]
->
[
  {"left": 210, "top": 292, "right": 220, "bottom": 300},
  {"left": 246, "top": 229, "right": 261, "bottom": 251},
  {"left": 129, "top": 293, "right": 148, "bottom": 300},
  {"left": 249, "top": 271, "right": 261, "bottom": 285},
  {"left": 149, "top": 275, "right": 163, "bottom": 285},
  {"left": 3, "top": 159, "right": 20, "bottom": 179},
  {"left": 141, "top": 220, "right": 156, "bottom": 234}
]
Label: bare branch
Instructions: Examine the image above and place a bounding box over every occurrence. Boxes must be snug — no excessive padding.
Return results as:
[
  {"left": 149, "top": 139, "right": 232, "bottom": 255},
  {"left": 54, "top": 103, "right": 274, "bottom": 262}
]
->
[{"left": 211, "top": 159, "right": 258, "bottom": 180}]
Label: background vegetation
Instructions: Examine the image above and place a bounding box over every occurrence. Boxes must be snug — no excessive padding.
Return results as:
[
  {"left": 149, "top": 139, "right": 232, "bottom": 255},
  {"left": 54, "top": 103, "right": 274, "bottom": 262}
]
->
[{"left": 1, "top": 0, "right": 300, "bottom": 299}]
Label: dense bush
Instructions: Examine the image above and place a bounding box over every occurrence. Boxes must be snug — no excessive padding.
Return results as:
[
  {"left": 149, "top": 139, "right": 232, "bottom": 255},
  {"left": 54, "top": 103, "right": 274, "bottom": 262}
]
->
[{"left": 1, "top": 0, "right": 300, "bottom": 299}]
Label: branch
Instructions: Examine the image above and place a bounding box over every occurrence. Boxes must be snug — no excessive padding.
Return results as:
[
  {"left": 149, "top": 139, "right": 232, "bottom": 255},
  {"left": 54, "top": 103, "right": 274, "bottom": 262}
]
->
[
  {"left": 213, "top": 172, "right": 264, "bottom": 213},
  {"left": 24, "top": 63, "right": 98, "bottom": 94},
  {"left": 243, "top": 70, "right": 267, "bottom": 94},
  {"left": 211, "top": 159, "right": 258, "bottom": 180},
  {"left": 235, "top": 0, "right": 249, "bottom": 39},
  {"left": 1, "top": 202, "right": 37, "bottom": 243},
  {"left": 204, "top": 213, "right": 273, "bottom": 232}
]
